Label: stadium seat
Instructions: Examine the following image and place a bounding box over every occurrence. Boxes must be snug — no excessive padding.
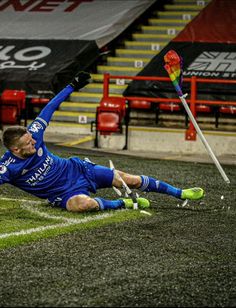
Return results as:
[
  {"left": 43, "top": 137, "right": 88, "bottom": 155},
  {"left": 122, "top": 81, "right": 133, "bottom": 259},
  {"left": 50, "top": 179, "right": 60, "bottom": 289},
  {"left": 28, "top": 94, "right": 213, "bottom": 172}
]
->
[
  {"left": 0, "top": 104, "right": 19, "bottom": 125},
  {"left": 97, "top": 110, "right": 121, "bottom": 134},
  {"left": 1, "top": 89, "right": 26, "bottom": 110},
  {"left": 29, "top": 97, "right": 50, "bottom": 119},
  {"left": 159, "top": 102, "right": 181, "bottom": 112},
  {"left": 219, "top": 106, "right": 236, "bottom": 115},
  {"left": 129, "top": 99, "right": 152, "bottom": 110},
  {"left": 196, "top": 104, "right": 211, "bottom": 113},
  {"left": 0, "top": 89, "right": 26, "bottom": 125},
  {"left": 156, "top": 102, "right": 185, "bottom": 127},
  {"left": 215, "top": 105, "right": 236, "bottom": 128},
  {"left": 127, "top": 99, "right": 157, "bottom": 125},
  {"left": 91, "top": 96, "right": 128, "bottom": 148},
  {"left": 185, "top": 103, "right": 216, "bottom": 128},
  {"left": 31, "top": 97, "right": 50, "bottom": 105}
]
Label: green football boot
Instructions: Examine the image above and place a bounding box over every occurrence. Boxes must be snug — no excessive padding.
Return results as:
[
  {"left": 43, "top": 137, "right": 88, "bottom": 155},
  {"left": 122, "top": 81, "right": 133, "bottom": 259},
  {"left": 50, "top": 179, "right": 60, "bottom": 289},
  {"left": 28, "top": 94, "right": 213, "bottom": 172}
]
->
[
  {"left": 181, "top": 187, "right": 205, "bottom": 200},
  {"left": 121, "top": 197, "right": 150, "bottom": 209}
]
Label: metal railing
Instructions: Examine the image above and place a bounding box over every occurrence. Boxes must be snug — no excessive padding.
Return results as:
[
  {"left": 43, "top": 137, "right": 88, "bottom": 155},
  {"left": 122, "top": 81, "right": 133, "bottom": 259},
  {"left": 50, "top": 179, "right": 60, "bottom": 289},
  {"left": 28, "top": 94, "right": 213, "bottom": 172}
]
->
[{"left": 102, "top": 73, "right": 236, "bottom": 140}]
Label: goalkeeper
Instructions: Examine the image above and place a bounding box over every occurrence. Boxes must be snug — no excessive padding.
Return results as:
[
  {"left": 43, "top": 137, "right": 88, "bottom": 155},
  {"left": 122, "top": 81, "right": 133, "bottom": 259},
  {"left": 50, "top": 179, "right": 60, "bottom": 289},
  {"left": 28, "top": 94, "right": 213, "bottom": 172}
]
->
[{"left": 0, "top": 72, "right": 204, "bottom": 213}]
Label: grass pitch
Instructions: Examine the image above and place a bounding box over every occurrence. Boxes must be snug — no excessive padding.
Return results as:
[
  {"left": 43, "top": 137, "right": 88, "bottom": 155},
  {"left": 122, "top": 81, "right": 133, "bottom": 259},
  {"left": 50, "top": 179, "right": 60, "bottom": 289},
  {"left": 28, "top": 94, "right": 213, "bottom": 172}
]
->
[{"left": 0, "top": 144, "right": 235, "bottom": 307}]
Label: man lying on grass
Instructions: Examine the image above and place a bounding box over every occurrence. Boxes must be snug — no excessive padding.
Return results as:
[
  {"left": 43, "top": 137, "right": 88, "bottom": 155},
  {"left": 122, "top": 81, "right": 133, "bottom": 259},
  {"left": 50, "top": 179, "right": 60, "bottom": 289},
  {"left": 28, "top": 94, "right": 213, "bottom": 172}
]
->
[{"left": 0, "top": 72, "right": 204, "bottom": 212}]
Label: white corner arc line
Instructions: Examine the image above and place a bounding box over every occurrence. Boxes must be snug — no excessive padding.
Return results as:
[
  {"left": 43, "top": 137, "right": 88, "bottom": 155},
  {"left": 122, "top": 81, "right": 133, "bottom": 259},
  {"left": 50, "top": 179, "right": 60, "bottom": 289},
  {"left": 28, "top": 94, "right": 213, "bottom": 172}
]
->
[
  {"left": 0, "top": 212, "right": 114, "bottom": 239},
  {"left": 0, "top": 197, "right": 43, "bottom": 204},
  {"left": 0, "top": 197, "right": 114, "bottom": 239}
]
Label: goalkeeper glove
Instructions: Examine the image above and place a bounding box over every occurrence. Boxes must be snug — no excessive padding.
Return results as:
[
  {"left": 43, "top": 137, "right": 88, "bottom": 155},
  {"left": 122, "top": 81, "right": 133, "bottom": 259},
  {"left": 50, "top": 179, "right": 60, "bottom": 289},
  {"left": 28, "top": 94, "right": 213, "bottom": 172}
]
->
[{"left": 70, "top": 71, "right": 91, "bottom": 90}]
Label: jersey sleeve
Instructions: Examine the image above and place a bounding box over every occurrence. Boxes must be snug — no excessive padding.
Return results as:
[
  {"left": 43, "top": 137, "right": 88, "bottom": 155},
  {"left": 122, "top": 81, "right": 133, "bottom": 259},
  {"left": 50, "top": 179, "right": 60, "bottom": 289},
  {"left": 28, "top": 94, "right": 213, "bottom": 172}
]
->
[
  {"left": 0, "top": 164, "right": 11, "bottom": 185},
  {"left": 37, "top": 85, "right": 74, "bottom": 125},
  {"left": 27, "top": 84, "right": 74, "bottom": 142}
]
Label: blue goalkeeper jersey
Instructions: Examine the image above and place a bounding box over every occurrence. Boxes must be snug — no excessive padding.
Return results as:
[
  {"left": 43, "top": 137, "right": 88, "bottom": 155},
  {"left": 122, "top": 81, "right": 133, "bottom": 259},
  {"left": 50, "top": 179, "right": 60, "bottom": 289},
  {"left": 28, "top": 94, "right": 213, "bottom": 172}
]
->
[{"left": 0, "top": 85, "right": 97, "bottom": 204}]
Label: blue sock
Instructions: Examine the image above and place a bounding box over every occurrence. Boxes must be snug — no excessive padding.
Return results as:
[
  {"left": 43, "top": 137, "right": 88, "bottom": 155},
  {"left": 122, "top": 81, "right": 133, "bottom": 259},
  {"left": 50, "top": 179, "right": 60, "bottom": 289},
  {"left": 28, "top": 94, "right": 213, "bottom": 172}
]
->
[
  {"left": 94, "top": 197, "right": 124, "bottom": 210},
  {"left": 140, "top": 175, "right": 182, "bottom": 199}
]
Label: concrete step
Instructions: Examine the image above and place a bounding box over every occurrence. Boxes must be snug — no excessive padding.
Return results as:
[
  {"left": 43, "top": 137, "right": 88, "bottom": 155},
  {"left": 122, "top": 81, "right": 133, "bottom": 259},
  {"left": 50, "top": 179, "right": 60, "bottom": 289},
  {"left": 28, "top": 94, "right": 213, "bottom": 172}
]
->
[
  {"left": 70, "top": 91, "right": 122, "bottom": 102},
  {"left": 70, "top": 92, "right": 103, "bottom": 103},
  {"left": 115, "top": 48, "right": 158, "bottom": 58},
  {"left": 148, "top": 18, "right": 190, "bottom": 26},
  {"left": 155, "top": 10, "right": 199, "bottom": 20},
  {"left": 82, "top": 82, "right": 127, "bottom": 94},
  {"left": 141, "top": 25, "right": 184, "bottom": 35},
  {"left": 164, "top": 4, "right": 206, "bottom": 11},
  {"left": 124, "top": 40, "right": 167, "bottom": 51},
  {"left": 132, "top": 33, "right": 175, "bottom": 42},
  {"left": 91, "top": 73, "right": 105, "bottom": 82},
  {"left": 97, "top": 65, "right": 141, "bottom": 76},
  {"left": 60, "top": 102, "right": 99, "bottom": 112},
  {"left": 52, "top": 110, "right": 96, "bottom": 124},
  {"left": 107, "top": 56, "right": 149, "bottom": 68},
  {"left": 173, "top": 0, "right": 210, "bottom": 4}
]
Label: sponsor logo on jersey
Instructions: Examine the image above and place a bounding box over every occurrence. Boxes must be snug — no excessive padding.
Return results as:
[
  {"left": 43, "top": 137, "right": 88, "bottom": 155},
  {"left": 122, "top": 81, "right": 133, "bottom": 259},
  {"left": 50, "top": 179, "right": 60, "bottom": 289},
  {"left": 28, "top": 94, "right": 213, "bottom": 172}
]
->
[
  {"left": 37, "top": 147, "right": 43, "bottom": 157},
  {"left": 2, "top": 157, "right": 15, "bottom": 167},
  {"left": 0, "top": 165, "right": 7, "bottom": 174},
  {"left": 28, "top": 121, "right": 43, "bottom": 133},
  {"left": 50, "top": 197, "right": 62, "bottom": 207},
  {"left": 25, "top": 155, "right": 53, "bottom": 186}
]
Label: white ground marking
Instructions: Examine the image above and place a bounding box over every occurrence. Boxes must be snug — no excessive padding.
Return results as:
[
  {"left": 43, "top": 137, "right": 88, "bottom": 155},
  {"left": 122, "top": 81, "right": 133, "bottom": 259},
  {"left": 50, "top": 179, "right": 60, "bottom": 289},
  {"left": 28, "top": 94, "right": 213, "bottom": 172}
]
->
[
  {"left": 140, "top": 210, "right": 152, "bottom": 216},
  {"left": 0, "top": 198, "right": 114, "bottom": 239},
  {"left": 0, "top": 197, "right": 43, "bottom": 204}
]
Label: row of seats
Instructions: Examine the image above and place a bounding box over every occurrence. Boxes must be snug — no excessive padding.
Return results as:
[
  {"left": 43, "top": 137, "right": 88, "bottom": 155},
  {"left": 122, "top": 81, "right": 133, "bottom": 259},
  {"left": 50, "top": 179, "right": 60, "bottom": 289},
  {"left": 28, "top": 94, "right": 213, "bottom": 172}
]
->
[{"left": 91, "top": 97, "right": 236, "bottom": 147}]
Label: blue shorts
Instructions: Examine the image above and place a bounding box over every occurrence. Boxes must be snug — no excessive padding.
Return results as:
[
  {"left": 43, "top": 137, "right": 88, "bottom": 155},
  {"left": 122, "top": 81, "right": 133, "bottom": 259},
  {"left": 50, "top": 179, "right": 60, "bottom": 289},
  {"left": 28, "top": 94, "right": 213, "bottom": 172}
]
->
[{"left": 50, "top": 160, "right": 114, "bottom": 209}]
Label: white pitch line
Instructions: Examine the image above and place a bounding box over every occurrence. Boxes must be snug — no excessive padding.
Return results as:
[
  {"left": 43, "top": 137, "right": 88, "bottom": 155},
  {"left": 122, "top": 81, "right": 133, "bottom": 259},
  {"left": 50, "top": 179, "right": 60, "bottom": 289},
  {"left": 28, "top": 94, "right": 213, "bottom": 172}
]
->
[
  {"left": 0, "top": 197, "right": 114, "bottom": 239},
  {"left": 0, "top": 212, "right": 114, "bottom": 239},
  {"left": 20, "top": 203, "right": 81, "bottom": 223},
  {"left": 0, "top": 197, "right": 43, "bottom": 204}
]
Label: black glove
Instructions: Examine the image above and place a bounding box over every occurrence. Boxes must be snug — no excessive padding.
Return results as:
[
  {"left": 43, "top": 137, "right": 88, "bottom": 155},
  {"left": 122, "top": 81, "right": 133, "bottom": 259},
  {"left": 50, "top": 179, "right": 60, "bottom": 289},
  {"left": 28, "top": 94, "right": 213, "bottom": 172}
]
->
[{"left": 70, "top": 71, "right": 91, "bottom": 90}]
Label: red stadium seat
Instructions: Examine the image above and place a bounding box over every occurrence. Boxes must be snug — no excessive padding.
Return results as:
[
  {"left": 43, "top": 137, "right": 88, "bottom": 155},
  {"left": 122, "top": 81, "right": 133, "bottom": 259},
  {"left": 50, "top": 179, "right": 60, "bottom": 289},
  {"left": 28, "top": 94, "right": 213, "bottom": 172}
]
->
[
  {"left": 91, "top": 96, "right": 128, "bottom": 148},
  {"left": 159, "top": 103, "right": 181, "bottom": 112},
  {"left": 156, "top": 102, "right": 184, "bottom": 126},
  {"left": 219, "top": 106, "right": 236, "bottom": 115},
  {"left": 31, "top": 98, "right": 50, "bottom": 105},
  {"left": 129, "top": 99, "right": 152, "bottom": 110},
  {"left": 196, "top": 104, "right": 211, "bottom": 113},
  {"left": 185, "top": 104, "right": 214, "bottom": 128},
  {"left": 99, "top": 97, "right": 126, "bottom": 118},
  {"left": 29, "top": 97, "right": 50, "bottom": 119},
  {"left": 214, "top": 105, "right": 236, "bottom": 128},
  {"left": 0, "top": 89, "right": 26, "bottom": 125},
  {"left": 1, "top": 89, "right": 26, "bottom": 110},
  {"left": 0, "top": 105, "right": 18, "bottom": 124},
  {"left": 96, "top": 97, "right": 126, "bottom": 135},
  {"left": 97, "top": 111, "right": 120, "bottom": 134}
]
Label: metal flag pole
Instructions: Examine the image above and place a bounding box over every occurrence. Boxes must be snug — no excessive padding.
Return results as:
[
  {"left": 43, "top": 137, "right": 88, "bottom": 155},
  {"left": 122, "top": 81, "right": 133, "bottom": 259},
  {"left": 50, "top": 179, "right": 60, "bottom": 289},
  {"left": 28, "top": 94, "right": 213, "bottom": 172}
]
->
[
  {"left": 179, "top": 93, "right": 230, "bottom": 184},
  {"left": 164, "top": 50, "right": 230, "bottom": 184}
]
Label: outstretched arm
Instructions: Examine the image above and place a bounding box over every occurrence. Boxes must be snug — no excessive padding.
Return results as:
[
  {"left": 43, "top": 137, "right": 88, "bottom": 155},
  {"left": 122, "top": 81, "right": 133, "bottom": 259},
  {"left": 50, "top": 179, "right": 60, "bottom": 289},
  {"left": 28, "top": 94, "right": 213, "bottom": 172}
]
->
[{"left": 36, "top": 71, "right": 91, "bottom": 125}]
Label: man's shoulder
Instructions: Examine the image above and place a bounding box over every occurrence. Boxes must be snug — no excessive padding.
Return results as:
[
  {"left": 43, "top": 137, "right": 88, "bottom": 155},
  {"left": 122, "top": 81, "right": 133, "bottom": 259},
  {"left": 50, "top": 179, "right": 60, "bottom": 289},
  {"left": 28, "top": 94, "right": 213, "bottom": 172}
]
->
[{"left": 0, "top": 151, "right": 17, "bottom": 175}]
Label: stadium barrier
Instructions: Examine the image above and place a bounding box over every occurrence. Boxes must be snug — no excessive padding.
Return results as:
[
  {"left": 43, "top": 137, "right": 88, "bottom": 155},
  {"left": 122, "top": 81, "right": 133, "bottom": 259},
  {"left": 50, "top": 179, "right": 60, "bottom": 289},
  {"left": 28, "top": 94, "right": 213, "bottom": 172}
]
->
[{"left": 100, "top": 73, "right": 236, "bottom": 142}]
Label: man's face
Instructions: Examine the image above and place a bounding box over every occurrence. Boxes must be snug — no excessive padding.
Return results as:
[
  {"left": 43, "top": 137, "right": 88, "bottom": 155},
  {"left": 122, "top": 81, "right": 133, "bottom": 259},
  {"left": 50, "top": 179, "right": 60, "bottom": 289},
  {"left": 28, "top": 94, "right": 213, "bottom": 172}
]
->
[{"left": 14, "top": 132, "right": 37, "bottom": 158}]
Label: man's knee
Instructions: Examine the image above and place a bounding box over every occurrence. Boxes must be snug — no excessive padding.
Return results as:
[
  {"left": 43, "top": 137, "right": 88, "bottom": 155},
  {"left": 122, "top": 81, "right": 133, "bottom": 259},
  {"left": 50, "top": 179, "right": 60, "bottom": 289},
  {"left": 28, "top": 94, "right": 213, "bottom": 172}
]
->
[
  {"left": 113, "top": 171, "right": 141, "bottom": 188},
  {"left": 66, "top": 194, "right": 99, "bottom": 212}
]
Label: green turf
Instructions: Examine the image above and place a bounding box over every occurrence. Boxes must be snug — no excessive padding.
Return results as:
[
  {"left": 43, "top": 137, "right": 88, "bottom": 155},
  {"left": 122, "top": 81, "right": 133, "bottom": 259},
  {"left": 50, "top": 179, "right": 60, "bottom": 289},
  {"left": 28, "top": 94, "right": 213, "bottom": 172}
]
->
[{"left": 0, "top": 144, "right": 235, "bottom": 307}]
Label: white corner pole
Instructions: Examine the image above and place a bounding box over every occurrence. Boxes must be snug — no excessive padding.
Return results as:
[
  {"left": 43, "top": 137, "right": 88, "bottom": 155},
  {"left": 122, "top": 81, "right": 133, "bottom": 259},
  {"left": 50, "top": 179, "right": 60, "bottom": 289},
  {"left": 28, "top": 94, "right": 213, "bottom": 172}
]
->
[{"left": 180, "top": 94, "right": 230, "bottom": 184}]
